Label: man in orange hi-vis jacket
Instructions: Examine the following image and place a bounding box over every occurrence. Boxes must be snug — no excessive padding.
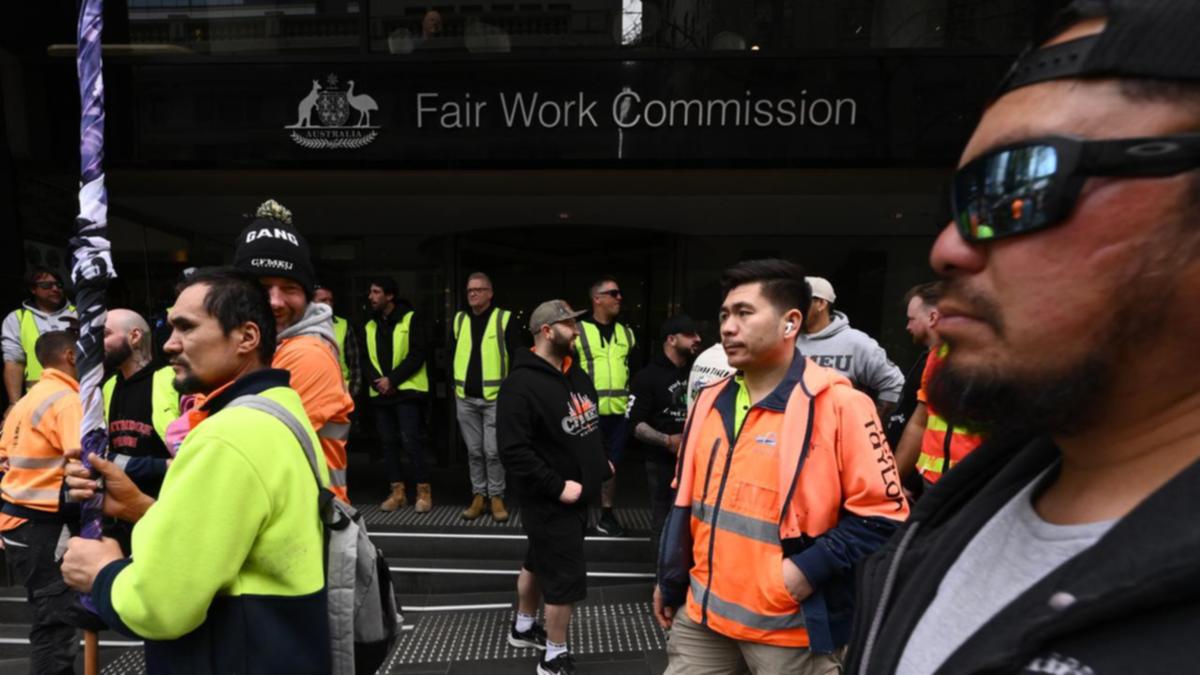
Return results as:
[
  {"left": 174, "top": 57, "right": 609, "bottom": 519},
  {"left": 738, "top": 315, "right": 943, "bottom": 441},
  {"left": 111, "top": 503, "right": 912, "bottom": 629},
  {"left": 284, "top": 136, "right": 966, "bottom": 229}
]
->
[
  {"left": 654, "top": 259, "right": 909, "bottom": 674},
  {"left": 233, "top": 199, "right": 354, "bottom": 503}
]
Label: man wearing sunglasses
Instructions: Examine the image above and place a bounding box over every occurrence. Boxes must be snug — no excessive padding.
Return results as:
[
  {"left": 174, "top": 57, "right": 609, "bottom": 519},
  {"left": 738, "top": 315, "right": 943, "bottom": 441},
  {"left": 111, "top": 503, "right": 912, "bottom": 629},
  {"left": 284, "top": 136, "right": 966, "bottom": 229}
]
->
[
  {"left": 3, "top": 268, "right": 77, "bottom": 418},
  {"left": 575, "top": 276, "right": 638, "bottom": 537},
  {"left": 848, "top": 2, "right": 1200, "bottom": 674}
]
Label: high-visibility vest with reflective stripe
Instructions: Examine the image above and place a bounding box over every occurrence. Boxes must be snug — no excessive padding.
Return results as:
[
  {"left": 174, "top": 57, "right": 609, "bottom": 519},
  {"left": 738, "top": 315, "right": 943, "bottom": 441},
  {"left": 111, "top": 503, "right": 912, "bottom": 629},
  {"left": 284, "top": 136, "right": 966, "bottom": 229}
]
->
[
  {"left": 365, "top": 312, "right": 429, "bottom": 396},
  {"left": 673, "top": 359, "right": 908, "bottom": 649},
  {"left": 452, "top": 308, "right": 511, "bottom": 401},
  {"left": 16, "top": 305, "right": 76, "bottom": 383},
  {"left": 102, "top": 365, "right": 181, "bottom": 441},
  {"left": 331, "top": 316, "right": 351, "bottom": 387},
  {"left": 574, "top": 320, "right": 634, "bottom": 416},
  {"left": 915, "top": 345, "right": 985, "bottom": 484},
  {"left": 0, "top": 369, "right": 80, "bottom": 513}
]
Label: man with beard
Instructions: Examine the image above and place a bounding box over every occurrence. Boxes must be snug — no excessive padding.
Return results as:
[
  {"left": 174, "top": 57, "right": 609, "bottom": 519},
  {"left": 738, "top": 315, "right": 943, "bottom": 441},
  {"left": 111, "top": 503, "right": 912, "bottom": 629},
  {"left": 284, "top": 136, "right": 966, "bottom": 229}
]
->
[
  {"left": 234, "top": 200, "right": 354, "bottom": 504},
  {"left": 847, "top": 3, "right": 1200, "bottom": 673},
  {"left": 61, "top": 268, "right": 331, "bottom": 673},
  {"left": 625, "top": 314, "right": 700, "bottom": 551},
  {"left": 3, "top": 268, "right": 76, "bottom": 415},
  {"left": 363, "top": 277, "right": 432, "bottom": 513},
  {"left": 885, "top": 282, "right": 941, "bottom": 449},
  {"left": 499, "top": 300, "right": 612, "bottom": 675},
  {"left": 101, "top": 310, "right": 179, "bottom": 501}
]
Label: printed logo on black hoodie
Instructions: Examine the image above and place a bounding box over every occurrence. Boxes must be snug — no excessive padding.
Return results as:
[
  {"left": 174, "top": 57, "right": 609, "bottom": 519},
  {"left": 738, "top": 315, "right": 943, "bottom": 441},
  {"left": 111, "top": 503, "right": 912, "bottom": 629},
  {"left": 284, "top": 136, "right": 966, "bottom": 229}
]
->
[{"left": 561, "top": 392, "right": 600, "bottom": 436}]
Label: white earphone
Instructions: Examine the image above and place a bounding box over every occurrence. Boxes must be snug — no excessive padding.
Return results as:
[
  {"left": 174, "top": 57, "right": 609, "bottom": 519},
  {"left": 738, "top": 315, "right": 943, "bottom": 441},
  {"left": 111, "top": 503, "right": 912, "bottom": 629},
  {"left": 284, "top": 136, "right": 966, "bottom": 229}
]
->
[{"left": 785, "top": 321, "right": 795, "bottom": 335}]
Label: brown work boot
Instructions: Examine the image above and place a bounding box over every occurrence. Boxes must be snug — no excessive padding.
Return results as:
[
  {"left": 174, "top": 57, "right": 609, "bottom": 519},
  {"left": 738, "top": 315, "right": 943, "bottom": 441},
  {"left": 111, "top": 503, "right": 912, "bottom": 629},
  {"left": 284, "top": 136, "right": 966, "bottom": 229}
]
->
[
  {"left": 415, "top": 483, "right": 433, "bottom": 513},
  {"left": 461, "top": 494, "right": 486, "bottom": 520},
  {"left": 380, "top": 482, "right": 407, "bottom": 512},
  {"left": 490, "top": 496, "right": 510, "bottom": 523}
]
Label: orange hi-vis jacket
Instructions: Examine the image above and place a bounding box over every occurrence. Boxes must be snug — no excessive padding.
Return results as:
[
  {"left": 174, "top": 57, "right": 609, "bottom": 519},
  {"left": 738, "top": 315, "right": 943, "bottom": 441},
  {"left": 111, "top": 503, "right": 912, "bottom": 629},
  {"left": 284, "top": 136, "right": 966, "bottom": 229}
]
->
[
  {"left": 915, "top": 344, "right": 985, "bottom": 485},
  {"left": 659, "top": 355, "right": 909, "bottom": 652},
  {"left": 274, "top": 334, "right": 354, "bottom": 504},
  {"left": 0, "top": 368, "right": 82, "bottom": 525}
]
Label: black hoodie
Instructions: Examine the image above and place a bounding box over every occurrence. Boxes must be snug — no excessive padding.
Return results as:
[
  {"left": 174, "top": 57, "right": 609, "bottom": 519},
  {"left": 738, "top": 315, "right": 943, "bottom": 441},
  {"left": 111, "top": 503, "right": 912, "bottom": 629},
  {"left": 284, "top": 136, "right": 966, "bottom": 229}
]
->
[
  {"left": 498, "top": 349, "right": 613, "bottom": 506},
  {"left": 846, "top": 435, "right": 1200, "bottom": 675}
]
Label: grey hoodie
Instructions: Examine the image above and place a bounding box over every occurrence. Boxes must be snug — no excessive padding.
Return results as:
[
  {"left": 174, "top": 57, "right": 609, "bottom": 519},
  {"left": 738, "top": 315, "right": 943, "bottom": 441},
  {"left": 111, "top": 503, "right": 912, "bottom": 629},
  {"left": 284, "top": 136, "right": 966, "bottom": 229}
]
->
[
  {"left": 798, "top": 311, "right": 904, "bottom": 404},
  {"left": 277, "top": 301, "right": 340, "bottom": 357},
  {"left": 2, "top": 301, "right": 78, "bottom": 364}
]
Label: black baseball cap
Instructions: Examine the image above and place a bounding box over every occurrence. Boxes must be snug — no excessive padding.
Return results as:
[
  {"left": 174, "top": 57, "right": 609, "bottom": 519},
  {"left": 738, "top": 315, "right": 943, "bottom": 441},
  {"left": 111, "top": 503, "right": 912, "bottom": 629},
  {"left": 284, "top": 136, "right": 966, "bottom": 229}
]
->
[
  {"left": 996, "top": 0, "right": 1200, "bottom": 97},
  {"left": 660, "top": 314, "right": 700, "bottom": 340}
]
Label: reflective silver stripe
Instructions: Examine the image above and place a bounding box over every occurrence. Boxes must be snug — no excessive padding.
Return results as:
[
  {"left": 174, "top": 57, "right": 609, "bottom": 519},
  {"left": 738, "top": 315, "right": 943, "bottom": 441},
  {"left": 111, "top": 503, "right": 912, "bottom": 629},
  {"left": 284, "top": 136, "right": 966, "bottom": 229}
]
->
[
  {"left": 596, "top": 389, "right": 630, "bottom": 398},
  {"left": 454, "top": 380, "right": 467, "bottom": 386},
  {"left": 0, "top": 486, "right": 60, "bottom": 503},
  {"left": 110, "top": 454, "right": 133, "bottom": 470},
  {"left": 481, "top": 379, "right": 504, "bottom": 386},
  {"left": 690, "top": 577, "right": 806, "bottom": 631},
  {"left": 691, "top": 500, "right": 779, "bottom": 546},
  {"left": 6, "top": 456, "right": 66, "bottom": 470},
  {"left": 317, "top": 422, "right": 351, "bottom": 441},
  {"left": 328, "top": 469, "right": 347, "bottom": 487},
  {"left": 31, "top": 390, "right": 70, "bottom": 427}
]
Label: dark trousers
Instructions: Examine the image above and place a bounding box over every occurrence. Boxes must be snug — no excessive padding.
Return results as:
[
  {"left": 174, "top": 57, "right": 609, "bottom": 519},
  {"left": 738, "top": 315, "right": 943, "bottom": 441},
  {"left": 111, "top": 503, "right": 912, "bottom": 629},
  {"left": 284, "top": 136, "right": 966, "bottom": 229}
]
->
[
  {"left": 2, "top": 519, "right": 92, "bottom": 675},
  {"left": 645, "top": 450, "right": 676, "bottom": 552},
  {"left": 372, "top": 399, "right": 429, "bottom": 484}
]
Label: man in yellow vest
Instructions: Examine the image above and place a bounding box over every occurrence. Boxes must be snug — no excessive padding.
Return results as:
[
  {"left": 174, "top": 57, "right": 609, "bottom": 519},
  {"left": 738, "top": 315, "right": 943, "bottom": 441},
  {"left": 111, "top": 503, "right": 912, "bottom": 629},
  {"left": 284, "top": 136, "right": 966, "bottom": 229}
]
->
[
  {"left": 574, "top": 276, "right": 636, "bottom": 537},
  {"left": 453, "top": 272, "right": 522, "bottom": 522},
  {"left": 3, "top": 268, "right": 77, "bottom": 419},
  {"left": 101, "top": 309, "right": 180, "bottom": 552},
  {"left": 313, "top": 284, "right": 361, "bottom": 399},
  {"left": 0, "top": 330, "right": 98, "bottom": 673},
  {"left": 363, "top": 277, "right": 432, "bottom": 513}
]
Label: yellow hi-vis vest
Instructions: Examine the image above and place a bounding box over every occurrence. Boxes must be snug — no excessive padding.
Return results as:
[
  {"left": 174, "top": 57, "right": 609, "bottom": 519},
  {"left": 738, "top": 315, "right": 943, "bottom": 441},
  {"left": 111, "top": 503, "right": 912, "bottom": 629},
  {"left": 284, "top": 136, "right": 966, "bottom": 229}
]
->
[
  {"left": 452, "top": 308, "right": 511, "bottom": 401},
  {"left": 332, "top": 316, "right": 351, "bottom": 387},
  {"left": 102, "top": 365, "right": 181, "bottom": 440},
  {"left": 575, "top": 320, "right": 635, "bottom": 416},
  {"left": 365, "top": 312, "right": 429, "bottom": 396},
  {"left": 16, "top": 305, "right": 76, "bottom": 384}
]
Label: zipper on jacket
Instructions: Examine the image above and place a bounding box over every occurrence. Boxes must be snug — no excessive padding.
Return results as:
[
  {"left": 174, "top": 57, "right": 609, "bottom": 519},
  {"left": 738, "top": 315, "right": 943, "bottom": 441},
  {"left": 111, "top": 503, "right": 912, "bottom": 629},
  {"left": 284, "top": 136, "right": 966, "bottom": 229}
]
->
[
  {"left": 698, "top": 438, "right": 722, "bottom": 516},
  {"left": 777, "top": 398, "right": 816, "bottom": 528},
  {"left": 700, "top": 423, "right": 742, "bottom": 626}
]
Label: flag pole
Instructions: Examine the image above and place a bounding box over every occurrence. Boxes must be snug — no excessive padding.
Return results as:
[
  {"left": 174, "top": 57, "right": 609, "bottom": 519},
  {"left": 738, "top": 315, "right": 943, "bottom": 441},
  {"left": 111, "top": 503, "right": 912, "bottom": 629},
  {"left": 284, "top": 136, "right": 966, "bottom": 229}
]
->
[{"left": 72, "top": 1, "right": 116, "bottom": 672}]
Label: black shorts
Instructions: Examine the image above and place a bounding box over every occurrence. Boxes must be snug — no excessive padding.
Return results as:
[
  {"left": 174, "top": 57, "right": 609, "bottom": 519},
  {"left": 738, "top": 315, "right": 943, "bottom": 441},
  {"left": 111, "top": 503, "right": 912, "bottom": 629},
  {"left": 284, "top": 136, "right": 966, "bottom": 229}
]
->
[{"left": 521, "top": 501, "right": 588, "bottom": 605}]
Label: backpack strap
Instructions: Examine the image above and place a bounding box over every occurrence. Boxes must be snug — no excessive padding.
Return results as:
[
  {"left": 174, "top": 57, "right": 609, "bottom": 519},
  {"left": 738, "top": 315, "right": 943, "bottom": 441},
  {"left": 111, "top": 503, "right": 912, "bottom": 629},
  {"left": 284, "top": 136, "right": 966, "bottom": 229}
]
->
[{"left": 228, "top": 393, "right": 344, "bottom": 522}]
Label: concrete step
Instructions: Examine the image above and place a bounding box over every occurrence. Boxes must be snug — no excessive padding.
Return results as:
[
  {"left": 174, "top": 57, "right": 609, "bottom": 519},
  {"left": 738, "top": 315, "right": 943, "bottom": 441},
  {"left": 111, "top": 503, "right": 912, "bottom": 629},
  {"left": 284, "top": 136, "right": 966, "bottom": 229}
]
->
[
  {"left": 371, "top": 530, "right": 654, "bottom": 564},
  {"left": 388, "top": 558, "right": 655, "bottom": 595}
]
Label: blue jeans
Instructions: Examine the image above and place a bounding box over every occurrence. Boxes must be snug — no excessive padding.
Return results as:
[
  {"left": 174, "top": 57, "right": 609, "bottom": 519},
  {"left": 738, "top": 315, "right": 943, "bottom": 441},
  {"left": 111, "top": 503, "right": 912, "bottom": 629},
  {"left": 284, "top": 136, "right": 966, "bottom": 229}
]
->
[{"left": 372, "top": 399, "right": 429, "bottom": 484}]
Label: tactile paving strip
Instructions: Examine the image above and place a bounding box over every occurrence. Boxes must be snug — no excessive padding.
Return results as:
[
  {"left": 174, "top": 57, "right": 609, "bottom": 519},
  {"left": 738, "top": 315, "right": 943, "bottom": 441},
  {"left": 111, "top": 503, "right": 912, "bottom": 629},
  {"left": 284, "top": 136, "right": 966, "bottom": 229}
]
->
[
  {"left": 383, "top": 601, "right": 665, "bottom": 669},
  {"left": 100, "top": 648, "right": 145, "bottom": 675},
  {"left": 98, "top": 603, "right": 664, "bottom": 674},
  {"left": 361, "top": 505, "right": 654, "bottom": 532}
]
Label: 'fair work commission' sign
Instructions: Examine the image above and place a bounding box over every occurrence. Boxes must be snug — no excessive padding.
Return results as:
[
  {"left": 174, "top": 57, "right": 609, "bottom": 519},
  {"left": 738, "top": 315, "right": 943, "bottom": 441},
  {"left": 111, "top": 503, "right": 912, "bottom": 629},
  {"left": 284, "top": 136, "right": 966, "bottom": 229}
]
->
[{"left": 415, "top": 89, "right": 857, "bottom": 130}]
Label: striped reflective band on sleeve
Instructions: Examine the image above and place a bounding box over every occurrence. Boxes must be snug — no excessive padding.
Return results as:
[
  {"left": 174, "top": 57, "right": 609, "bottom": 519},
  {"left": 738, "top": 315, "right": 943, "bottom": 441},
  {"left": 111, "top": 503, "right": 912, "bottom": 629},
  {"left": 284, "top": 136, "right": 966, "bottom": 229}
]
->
[
  {"left": 6, "top": 456, "right": 66, "bottom": 470},
  {"left": 317, "top": 422, "right": 351, "bottom": 441},
  {"left": 691, "top": 500, "right": 779, "bottom": 546},
  {"left": 328, "top": 469, "right": 347, "bottom": 487},
  {"left": 31, "top": 390, "right": 70, "bottom": 427},
  {"left": 689, "top": 576, "right": 806, "bottom": 630}
]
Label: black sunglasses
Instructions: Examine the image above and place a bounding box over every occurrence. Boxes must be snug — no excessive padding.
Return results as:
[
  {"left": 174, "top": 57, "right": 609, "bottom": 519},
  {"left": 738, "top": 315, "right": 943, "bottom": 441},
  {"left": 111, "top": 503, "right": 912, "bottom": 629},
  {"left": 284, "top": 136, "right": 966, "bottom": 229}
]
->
[
  {"left": 951, "top": 133, "right": 1200, "bottom": 243},
  {"left": 598, "top": 289, "right": 622, "bottom": 298}
]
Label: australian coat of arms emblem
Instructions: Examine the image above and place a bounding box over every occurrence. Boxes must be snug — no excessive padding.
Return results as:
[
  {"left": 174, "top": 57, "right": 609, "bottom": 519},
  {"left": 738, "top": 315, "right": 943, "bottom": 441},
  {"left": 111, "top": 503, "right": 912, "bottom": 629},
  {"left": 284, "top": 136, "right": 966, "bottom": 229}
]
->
[{"left": 287, "top": 74, "right": 379, "bottom": 149}]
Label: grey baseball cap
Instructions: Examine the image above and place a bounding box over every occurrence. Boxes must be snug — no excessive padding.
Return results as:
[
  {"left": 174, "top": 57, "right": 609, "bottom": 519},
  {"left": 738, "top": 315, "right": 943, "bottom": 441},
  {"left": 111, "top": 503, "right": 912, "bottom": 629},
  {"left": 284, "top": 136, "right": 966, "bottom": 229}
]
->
[{"left": 528, "top": 299, "right": 588, "bottom": 333}]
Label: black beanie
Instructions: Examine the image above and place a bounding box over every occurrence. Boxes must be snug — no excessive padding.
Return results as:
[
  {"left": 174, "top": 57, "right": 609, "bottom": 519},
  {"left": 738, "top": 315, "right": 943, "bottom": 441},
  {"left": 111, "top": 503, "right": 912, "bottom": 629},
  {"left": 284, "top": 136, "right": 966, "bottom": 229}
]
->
[{"left": 233, "top": 199, "right": 315, "bottom": 295}]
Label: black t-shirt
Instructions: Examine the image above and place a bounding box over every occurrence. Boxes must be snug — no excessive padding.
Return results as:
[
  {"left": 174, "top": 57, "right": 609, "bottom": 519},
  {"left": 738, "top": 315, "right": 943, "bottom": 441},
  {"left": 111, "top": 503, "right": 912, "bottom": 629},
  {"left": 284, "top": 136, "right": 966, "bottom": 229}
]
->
[
  {"left": 462, "top": 306, "right": 524, "bottom": 399},
  {"left": 107, "top": 363, "right": 171, "bottom": 460},
  {"left": 626, "top": 352, "right": 690, "bottom": 455}
]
